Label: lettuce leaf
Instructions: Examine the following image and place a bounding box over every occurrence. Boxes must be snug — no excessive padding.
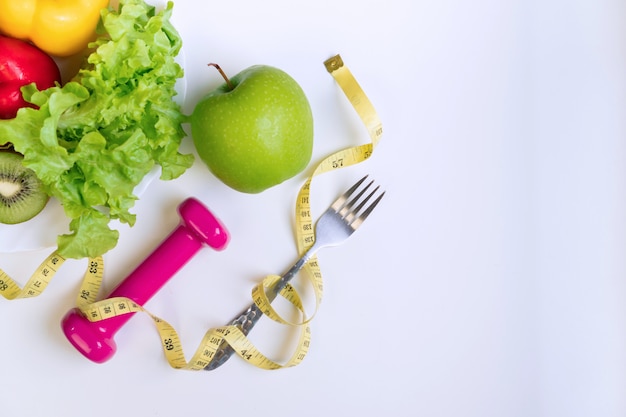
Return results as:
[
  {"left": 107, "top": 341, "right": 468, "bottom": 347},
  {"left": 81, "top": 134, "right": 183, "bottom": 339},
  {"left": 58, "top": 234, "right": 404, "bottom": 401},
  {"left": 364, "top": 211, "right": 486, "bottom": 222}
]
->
[{"left": 0, "top": 0, "right": 193, "bottom": 259}]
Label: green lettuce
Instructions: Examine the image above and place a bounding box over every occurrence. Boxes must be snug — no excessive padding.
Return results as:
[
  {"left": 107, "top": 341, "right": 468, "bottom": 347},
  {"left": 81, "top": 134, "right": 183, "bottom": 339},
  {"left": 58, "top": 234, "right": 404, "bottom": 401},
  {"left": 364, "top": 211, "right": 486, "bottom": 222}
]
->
[{"left": 0, "top": 0, "right": 193, "bottom": 259}]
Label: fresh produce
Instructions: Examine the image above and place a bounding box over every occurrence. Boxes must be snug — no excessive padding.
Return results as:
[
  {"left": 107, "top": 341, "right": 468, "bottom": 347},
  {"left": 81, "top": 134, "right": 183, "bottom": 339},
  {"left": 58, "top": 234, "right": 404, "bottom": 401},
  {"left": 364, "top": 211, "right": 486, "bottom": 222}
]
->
[
  {"left": 0, "top": 35, "right": 62, "bottom": 120},
  {"left": 0, "top": 150, "right": 49, "bottom": 224},
  {"left": 0, "top": 0, "right": 193, "bottom": 259},
  {"left": 0, "top": 0, "right": 109, "bottom": 57},
  {"left": 191, "top": 64, "right": 314, "bottom": 194}
]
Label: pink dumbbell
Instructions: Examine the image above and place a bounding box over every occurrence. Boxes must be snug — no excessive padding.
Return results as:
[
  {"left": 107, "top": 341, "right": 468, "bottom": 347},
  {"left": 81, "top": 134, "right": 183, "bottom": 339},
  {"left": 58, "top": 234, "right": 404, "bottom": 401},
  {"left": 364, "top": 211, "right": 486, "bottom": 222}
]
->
[{"left": 61, "top": 197, "right": 229, "bottom": 363}]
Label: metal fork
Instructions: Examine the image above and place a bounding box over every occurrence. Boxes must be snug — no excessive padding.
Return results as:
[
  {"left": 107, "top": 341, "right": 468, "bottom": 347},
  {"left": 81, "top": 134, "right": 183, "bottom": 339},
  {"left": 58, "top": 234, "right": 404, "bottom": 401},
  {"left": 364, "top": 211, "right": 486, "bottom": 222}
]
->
[{"left": 205, "top": 175, "right": 385, "bottom": 370}]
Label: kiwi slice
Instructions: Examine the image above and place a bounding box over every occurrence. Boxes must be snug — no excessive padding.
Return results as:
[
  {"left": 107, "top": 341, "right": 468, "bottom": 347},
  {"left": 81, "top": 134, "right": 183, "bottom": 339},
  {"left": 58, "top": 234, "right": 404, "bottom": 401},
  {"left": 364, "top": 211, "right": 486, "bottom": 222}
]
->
[{"left": 0, "top": 151, "right": 49, "bottom": 224}]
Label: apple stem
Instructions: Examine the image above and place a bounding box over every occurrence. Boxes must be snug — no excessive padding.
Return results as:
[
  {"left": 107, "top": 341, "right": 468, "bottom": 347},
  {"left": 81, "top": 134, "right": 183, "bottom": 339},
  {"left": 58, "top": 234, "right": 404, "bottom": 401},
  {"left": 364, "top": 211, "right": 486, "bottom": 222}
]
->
[{"left": 208, "top": 63, "right": 234, "bottom": 91}]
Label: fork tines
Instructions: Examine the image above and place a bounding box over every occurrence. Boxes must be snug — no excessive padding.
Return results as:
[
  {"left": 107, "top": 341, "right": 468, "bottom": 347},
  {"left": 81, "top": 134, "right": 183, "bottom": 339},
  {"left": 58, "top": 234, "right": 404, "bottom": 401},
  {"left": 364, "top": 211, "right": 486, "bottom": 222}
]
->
[{"left": 332, "top": 175, "right": 385, "bottom": 229}]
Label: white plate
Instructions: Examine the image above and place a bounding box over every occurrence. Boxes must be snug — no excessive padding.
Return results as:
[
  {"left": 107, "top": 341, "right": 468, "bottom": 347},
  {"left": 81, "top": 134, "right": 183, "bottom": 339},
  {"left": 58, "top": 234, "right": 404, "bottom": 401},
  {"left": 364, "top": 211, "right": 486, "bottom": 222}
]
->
[{"left": 0, "top": 4, "right": 187, "bottom": 254}]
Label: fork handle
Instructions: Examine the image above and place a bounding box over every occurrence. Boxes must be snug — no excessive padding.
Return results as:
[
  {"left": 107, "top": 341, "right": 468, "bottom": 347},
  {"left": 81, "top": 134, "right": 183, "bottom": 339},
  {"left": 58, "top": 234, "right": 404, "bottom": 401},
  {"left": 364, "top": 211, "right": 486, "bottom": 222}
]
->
[{"left": 204, "top": 251, "right": 314, "bottom": 371}]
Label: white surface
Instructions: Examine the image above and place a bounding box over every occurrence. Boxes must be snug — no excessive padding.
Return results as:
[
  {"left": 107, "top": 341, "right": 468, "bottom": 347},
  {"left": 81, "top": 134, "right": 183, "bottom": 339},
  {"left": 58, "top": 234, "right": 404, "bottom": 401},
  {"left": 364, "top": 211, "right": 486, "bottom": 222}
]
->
[{"left": 0, "top": 0, "right": 625, "bottom": 416}]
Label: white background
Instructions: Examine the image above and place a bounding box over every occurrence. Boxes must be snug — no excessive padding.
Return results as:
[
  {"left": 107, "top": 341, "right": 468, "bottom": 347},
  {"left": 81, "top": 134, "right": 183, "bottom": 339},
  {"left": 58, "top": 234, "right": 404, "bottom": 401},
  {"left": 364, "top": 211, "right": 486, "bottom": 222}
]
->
[{"left": 1, "top": 0, "right": 625, "bottom": 416}]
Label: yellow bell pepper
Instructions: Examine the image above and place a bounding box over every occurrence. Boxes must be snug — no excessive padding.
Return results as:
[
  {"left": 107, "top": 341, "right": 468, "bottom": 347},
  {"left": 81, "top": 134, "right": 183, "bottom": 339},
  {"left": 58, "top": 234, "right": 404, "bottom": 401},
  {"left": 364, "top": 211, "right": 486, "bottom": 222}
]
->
[{"left": 0, "top": 0, "right": 109, "bottom": 57}]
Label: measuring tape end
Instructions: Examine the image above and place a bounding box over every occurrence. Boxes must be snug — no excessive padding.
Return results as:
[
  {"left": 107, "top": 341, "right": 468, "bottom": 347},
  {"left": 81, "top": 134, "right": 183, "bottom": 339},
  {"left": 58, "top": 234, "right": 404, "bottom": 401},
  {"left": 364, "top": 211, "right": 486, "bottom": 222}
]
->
[{"left": 324, "top": 54, "right": 344, "bottom": 74}]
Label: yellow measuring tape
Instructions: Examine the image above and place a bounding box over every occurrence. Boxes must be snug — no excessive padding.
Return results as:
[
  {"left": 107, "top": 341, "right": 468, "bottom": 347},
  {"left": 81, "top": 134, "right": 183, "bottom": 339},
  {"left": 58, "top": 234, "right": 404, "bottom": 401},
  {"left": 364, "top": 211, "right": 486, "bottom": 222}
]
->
[
  {"left": 0, "top": 54, "right": 382, "bottom": 370},
  {"left": 0, "top": 252, "right": 67, "bottom": 300}
]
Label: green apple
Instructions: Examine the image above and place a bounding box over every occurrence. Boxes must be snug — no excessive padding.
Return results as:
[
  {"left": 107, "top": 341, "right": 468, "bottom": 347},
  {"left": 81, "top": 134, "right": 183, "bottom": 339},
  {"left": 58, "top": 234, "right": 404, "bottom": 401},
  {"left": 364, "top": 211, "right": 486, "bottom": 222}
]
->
[{"left": 190, "top": 64, "right": 314, "bottom": 193}]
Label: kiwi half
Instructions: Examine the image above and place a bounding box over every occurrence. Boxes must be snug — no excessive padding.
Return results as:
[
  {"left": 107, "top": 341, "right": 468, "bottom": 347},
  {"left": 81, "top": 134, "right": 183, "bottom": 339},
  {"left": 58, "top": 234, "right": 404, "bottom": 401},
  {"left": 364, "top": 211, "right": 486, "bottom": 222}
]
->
[{"left": 0, "top": 151, "right": 49, "bottom": 224}]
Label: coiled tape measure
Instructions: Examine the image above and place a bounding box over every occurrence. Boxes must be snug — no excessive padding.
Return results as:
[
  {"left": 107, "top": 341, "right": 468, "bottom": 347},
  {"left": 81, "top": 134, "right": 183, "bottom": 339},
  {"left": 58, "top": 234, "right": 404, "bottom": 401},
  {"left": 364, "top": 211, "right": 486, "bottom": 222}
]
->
[{"left": 0, "top": 54, "right": 383, "bottom": 370}]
